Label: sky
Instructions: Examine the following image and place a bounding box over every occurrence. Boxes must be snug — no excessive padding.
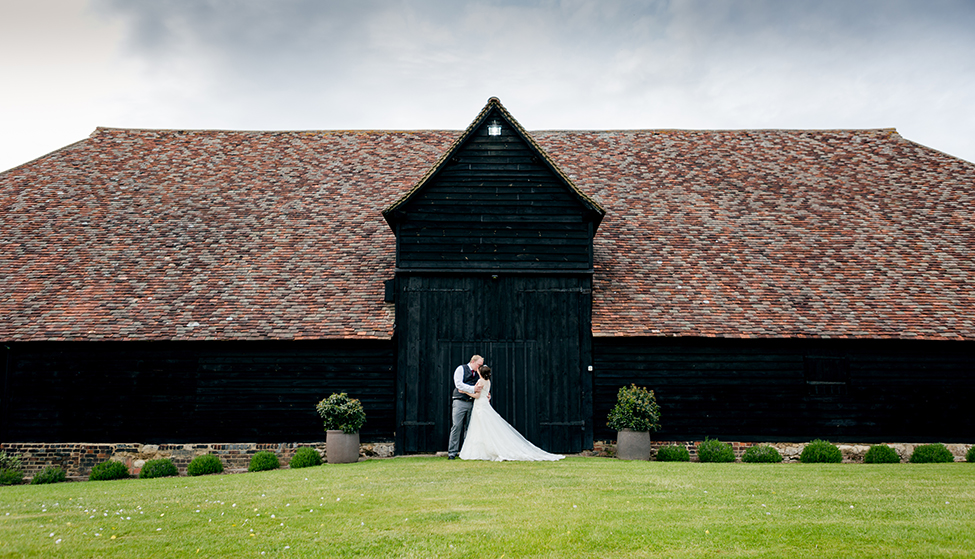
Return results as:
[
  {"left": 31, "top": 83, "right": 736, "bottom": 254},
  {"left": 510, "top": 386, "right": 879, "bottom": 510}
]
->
[{"left": 2, "top": 0, "right": 974, "bottom": 172}]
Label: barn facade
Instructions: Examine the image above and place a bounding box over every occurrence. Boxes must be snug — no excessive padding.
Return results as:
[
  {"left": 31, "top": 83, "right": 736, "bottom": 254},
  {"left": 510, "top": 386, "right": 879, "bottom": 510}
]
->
[{"left": 2, "top": 98, "right": 974, "bottom": 456}]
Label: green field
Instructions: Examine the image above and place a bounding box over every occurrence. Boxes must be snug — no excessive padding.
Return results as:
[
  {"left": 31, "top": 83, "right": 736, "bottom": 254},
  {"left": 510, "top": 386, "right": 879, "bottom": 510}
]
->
[{"left": 1, "top": 456, "right": 973, "bottom": 557}]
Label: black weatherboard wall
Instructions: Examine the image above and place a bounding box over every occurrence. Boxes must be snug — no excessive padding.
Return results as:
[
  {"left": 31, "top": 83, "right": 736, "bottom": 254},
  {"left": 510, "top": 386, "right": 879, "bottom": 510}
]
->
[
  {"left": 1, "top": 340, "right": 394, "bottom": 443},
  {"left": 593, "top": 337, "right": 975, "bottom": 443},
  {"left": 385, "top": 100, "right": 605, "bottom": 454}
]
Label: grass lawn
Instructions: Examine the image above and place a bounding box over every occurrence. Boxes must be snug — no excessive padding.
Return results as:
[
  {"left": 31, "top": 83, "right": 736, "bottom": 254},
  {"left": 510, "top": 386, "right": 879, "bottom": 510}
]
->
[{"left": 1, "top": 456, "right": 973, "bottom": 558}]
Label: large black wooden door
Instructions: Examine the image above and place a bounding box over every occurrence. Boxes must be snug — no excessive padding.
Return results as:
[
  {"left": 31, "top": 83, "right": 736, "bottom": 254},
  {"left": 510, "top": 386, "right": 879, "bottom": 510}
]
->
[{"left": 395, "top": 274, "right": 592, "bottom": 454}]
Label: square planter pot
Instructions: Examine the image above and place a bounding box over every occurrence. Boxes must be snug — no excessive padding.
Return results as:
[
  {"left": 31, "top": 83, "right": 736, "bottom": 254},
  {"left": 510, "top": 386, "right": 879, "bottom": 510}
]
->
[
  {"left": 326, "top": 430, "right": 361, "bottom": 464},
  {"left": 616, "top": 429, "right": 652, "bottom": 460}
]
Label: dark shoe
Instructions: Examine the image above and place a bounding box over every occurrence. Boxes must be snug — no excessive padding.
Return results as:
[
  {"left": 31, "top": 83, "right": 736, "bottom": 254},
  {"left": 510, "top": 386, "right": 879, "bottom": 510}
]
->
[{"left": 447, "top": 455, "right": 456, "bottom": 460}]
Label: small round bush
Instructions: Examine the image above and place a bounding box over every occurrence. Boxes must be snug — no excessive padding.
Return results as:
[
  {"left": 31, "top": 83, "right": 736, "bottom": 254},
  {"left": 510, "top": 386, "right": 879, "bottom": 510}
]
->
[
  {"left": 248, "top": 451, "right": 280, "bottom": 472},
  {"left": 696, "top": 438, "right": 735, "bottom": 463},
  {"left": 31, "top": 466, "right": 67, "bottom": 485},
  {"left": 187, "top": 454, "right": 224, "bottom": 476},
  {"left": 89, "top": 460, "right": 130, "bottom": 481},
  {"left": 0, "top": 451, "right": 23, "bottom": 471},
  {"left": 290, "top": 447, "right": 323, "bottom": 469},
  {"left": 967, "top": 445, "right": 975, "bottom": 463},
  {"left": 606, "top": 384, "right": 662, "bottom": 433},
  {"left": 655, "top": 445, "right": 690, "bottom": 462},
  {"left": 742, "top": 445, "right": 783, "bottom": 463},
  {"left": 864, "top": 444, "right": 901, "bottom": 464},
  {"left": 139, "top": 458, "right": 179, "bottom": 479},
  {"left": 0, "top": 468, "right": 24, "bottom": 485},
  {"left": 910, "top": 443, "right": 954, "bottom": 464},
  {"left": 800, "top": 440, "right": 842, "bottom": 463}
]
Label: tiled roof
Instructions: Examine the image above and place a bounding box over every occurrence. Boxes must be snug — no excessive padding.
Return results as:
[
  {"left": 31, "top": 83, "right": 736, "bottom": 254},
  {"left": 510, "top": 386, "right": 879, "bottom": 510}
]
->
[
  {"left": 2, "top": 125, "right": 974, "bottom": 341},
  {"left": 1, "top": 128, "right": 455, "bottom": 340},
  {"left": 535, "top": 129, "right": 975, "bottom": 340}
]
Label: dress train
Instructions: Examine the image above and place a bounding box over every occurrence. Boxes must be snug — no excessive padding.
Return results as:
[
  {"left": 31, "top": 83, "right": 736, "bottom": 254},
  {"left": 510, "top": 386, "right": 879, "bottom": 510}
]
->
[{"left": 459, "top": 380, "right": 564, "bottom": 462}]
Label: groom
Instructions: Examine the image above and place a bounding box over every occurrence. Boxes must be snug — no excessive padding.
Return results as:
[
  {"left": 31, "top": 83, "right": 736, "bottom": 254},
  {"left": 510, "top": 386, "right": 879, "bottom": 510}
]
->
[{"left": 447, "top": 354, "right": 484, "bottom": 460}]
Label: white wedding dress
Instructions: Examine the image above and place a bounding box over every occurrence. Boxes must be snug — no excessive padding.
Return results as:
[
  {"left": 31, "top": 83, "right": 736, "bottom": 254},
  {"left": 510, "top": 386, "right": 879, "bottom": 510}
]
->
[{"left": 459, "top": 380, "right": 564, "bottom": 461}]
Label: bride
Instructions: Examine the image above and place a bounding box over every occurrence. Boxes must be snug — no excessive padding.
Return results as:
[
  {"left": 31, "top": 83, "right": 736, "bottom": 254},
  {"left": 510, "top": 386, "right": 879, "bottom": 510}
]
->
[{"left": 459, "top": 365, "right": 564, "bottom": 461}]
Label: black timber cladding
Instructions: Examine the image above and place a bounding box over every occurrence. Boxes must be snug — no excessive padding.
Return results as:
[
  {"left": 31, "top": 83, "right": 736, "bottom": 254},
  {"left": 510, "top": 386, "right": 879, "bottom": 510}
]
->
[
  {"left": 592, "top": 336, "right": 975, "bottom": 443},
  {"left": 384, "top": 105, "right": 604, "bottom": 271},
  {"left": 393, "top": 274, "right": 593, "bottom": 455},
  {"left": 1, "top": 340, "right": 395, "bottom": 443},
  {"left": 385, "top": 99, "right": 603, "bottom": 454}
]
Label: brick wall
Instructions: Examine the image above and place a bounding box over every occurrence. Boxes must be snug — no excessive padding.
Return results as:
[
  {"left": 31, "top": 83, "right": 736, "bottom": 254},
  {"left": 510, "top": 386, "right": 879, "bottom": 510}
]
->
[
  {"left": 2, "top": 439, "right": 970, "bottom": 480},
  {"left": 0, "top": 441, "right": 395, "bottom": 480}
]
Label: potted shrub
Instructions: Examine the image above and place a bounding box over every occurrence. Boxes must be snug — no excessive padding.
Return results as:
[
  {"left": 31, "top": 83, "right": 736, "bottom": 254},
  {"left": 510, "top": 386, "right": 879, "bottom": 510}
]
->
[
  {"left": 316, "top": 392, "right": 366, "bottom": 464},
  {"left": 607, "top": 384, "right": 661, "bottom": 460}
]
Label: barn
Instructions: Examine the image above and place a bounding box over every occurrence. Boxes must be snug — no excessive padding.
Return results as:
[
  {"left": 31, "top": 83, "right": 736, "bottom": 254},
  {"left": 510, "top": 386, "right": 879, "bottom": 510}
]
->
[{"left": 2, "top": 97, "right": 973, "bottom": 459}]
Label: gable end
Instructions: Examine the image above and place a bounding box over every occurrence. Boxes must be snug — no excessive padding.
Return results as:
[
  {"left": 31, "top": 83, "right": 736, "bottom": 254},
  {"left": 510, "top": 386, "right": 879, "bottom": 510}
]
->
[{"left": 384, "top": 98, "right": 605, "bottom": 272}]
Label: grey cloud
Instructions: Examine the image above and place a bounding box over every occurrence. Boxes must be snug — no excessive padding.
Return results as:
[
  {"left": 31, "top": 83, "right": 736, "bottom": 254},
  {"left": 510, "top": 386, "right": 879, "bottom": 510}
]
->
[{"left": 82, "top": 0, "right": 975, "bottom": 160}]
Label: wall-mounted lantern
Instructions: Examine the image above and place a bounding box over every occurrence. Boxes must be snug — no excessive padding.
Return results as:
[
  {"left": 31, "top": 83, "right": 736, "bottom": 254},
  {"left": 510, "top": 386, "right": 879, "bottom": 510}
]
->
[{"left": 487, "top": 120, "right": 502, "bottom": 136}]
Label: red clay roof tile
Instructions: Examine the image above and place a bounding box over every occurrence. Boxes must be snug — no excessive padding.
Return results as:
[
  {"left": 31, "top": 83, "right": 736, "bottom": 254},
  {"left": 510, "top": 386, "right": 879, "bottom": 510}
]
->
[{"left": 2, "top": 126, "right": 974, "bottom": 341}]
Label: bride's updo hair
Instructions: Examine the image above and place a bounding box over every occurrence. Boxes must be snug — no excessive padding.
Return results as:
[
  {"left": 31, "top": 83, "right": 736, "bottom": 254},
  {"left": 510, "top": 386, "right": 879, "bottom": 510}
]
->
[{"left": 478, "top": 365, "right": 492, "bottom": 380}]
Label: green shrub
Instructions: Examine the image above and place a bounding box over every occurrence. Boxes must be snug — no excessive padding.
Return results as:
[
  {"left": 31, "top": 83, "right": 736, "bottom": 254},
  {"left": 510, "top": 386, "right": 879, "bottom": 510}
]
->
[
  {"left": 290, "top": 447, "right": 323, "bottom": 469},
  {"left": 910, "top": 443, "right": 954, "bottom": 464},
  {"left": 967, "top": 445, "right": 975, "bottom": 463},
  {"left": 0, "top": 451, "right": 23, "bottom": 471},
  {"left": 800, "top": 440, "right": 842, "bottom": 463},
  {"left": 655, "top": 445, "right": 690, "bottom": 462},
  {"left": 0, "top": 451, "right": 24, "bottom": 485},
  {"left": 139, "top": 458, "right": 179, "bottom": 479},
  {"left": 0, "top": 468, "right": 24, "bottom": 485},
  {"left": 864, "top": 444, "right": 901, "bottom": 464},
  {"left": 249, "top": 451, "right": 280, "bottom": 472},
  {"left": 187, "top": 454, "right": 224, "bottom": 476},
  {"left": 606, "top": 384, "right": 662, "bottom": 433},
  {"left": 89, "top": 460, "right": 130, "bottom": 481},
  {"left": 741, "top": 445, "right": 783, "bottom": 463},
  {"left": 316, "top": 392, "right": 367, "bottom": 434},
  {"left": 31, "top": 466, "right": 67, "bottom": 485},
  {"left": 697, "top": 438, "right": 735, "bottom": 463}
]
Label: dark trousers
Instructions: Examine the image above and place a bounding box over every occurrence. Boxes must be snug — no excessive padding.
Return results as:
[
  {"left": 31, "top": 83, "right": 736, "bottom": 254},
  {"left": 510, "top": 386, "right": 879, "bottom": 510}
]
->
[{"left": 447, "top": 398, "right": 473, "bottom": 457}]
